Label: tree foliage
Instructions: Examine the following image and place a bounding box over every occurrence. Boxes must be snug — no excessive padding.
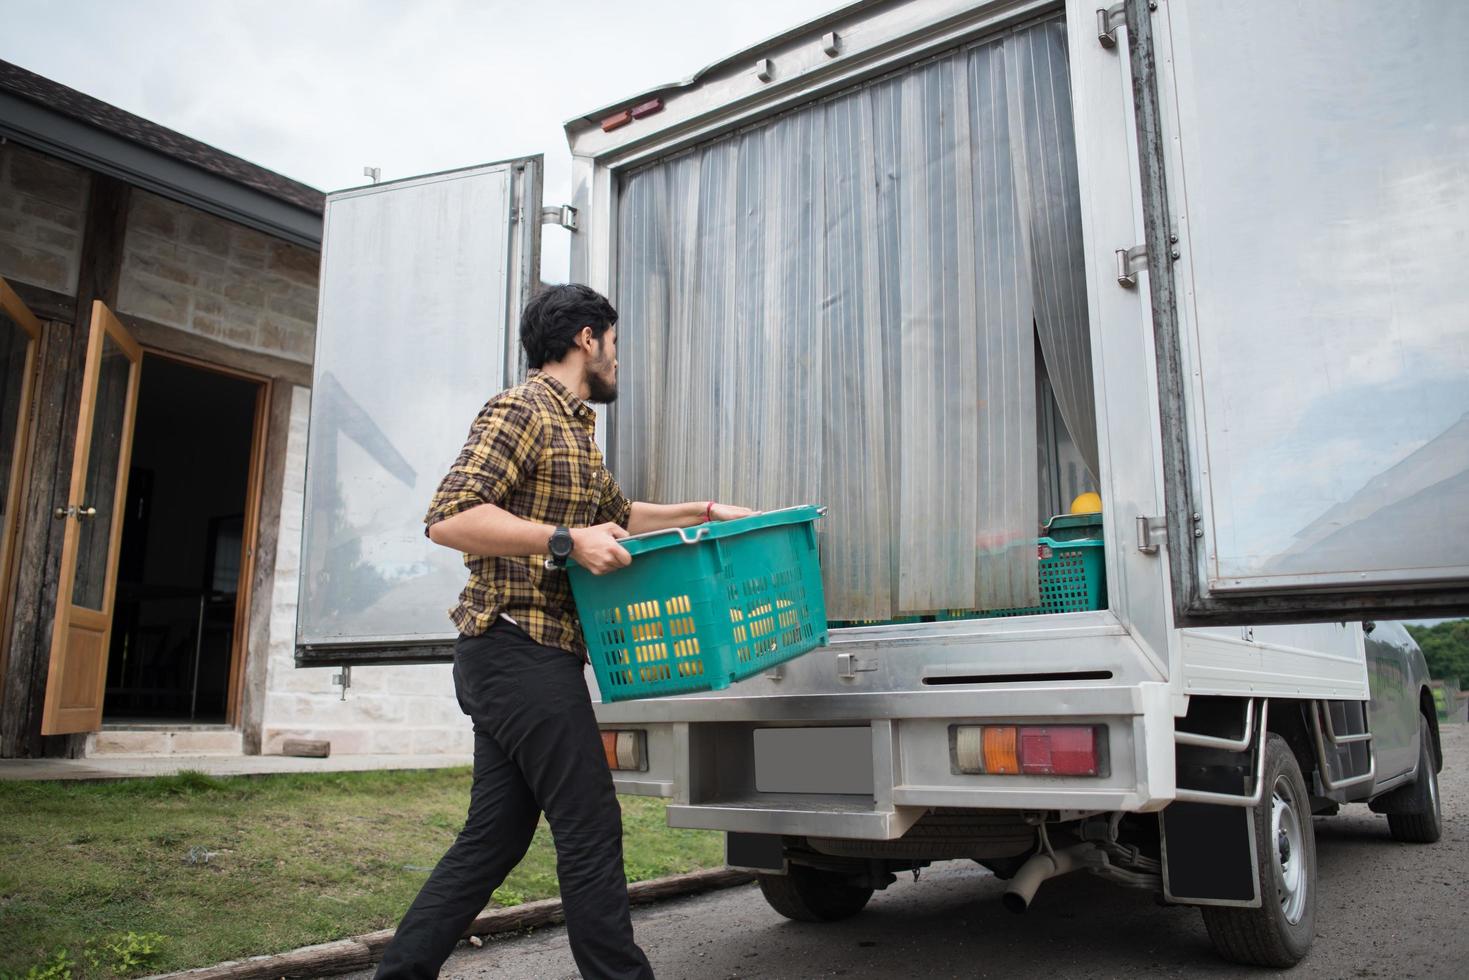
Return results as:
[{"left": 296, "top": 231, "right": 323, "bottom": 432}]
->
[{"left": 1404, "top": 619, "right": 1469, "bottom": 687}]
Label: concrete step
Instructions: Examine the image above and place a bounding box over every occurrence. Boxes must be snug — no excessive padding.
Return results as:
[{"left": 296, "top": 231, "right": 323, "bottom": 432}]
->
[{"left": 86, "top": 728, "right": 243, "bottom": 756}]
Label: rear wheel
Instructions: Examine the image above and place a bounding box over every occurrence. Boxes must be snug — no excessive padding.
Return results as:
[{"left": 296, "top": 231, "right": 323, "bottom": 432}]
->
[
  {"left": 1387, "top": 715, "right": 1443, "bottom": 844},
  {"left": 1201, "top": 734, "right": 1317, "bottom": 968},
  {"left": 757, "top": 864, "right": 874, "bottom": 922}
]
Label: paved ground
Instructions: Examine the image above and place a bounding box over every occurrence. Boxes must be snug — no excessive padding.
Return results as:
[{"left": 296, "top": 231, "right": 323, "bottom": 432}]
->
[
  {"left": 0, "top": 752, "right": 471, "bottom": 781},
  {"left": 353, "top": 724, "right": 1468, "bottom": 980}
]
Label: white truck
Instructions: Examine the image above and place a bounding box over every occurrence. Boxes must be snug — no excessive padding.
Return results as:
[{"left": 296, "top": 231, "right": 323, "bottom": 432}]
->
[{"left": 297, "top": 0, "right": 1464, "bottom": 966}]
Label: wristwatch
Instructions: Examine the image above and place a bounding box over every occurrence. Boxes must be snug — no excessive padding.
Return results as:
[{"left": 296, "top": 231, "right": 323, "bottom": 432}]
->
[{"left": 548, "top": 526, "right": 574, "bottom": 568}]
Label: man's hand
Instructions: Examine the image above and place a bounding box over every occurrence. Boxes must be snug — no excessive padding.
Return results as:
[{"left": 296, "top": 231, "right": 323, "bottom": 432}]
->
[
  {"left": 571, "top": 522, "right": 632, "bottom": 575},
  {"left": 709, "top": 503, "right": 755, "bottom": 522}
]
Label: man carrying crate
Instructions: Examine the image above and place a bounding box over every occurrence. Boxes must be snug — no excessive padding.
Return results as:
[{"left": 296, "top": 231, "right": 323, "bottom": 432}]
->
[{"left": 375, "top": 284, "right": 750, "bottom": 980}]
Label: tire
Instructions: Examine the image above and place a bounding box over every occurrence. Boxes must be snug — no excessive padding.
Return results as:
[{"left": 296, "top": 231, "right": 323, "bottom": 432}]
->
[
  {"left": 757, "top": 864, "right": 874, "bottom": 922},
  {"left": 1387, "top": 715, "right": 1443, "bottom": 844},
  {"left": 1201, "top": 734, "right": 1317, "bottom": 968}
]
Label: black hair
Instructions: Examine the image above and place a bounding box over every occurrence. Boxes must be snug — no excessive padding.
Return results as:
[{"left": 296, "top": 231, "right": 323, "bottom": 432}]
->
[{"left": 520, "top": 284, "right": 618, "bottom": 369}]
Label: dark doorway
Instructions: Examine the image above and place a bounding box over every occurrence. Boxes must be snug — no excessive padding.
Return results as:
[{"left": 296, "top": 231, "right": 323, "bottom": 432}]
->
[{"left": 104, "top": 355, "right": 261, "bottom": 723}]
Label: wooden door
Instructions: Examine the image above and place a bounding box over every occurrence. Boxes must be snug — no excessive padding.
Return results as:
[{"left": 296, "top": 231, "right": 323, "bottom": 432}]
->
[
  {"left": 0, "top": 278, "right": 43, "bottom": 685},
  {"left": 41, "top": 301, "right": 141, "bottom": 735}
]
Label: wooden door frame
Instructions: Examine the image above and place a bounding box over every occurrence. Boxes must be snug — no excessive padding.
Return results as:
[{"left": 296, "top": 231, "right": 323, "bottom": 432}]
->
[
  {"left": 132, "top": 346, "right": 271, "bottom": 728},
  {"left": 0, "top": 279, "right": 44, "bottom": 702}
]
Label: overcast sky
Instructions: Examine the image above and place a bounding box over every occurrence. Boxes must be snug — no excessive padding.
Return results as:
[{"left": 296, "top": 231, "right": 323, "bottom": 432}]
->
[{"left": 3, "top": 0, "right": 840, "bottom": 281}]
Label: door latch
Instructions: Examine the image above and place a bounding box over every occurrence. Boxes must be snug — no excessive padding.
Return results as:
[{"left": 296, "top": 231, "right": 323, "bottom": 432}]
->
[
  {"left": 836, "top": 652, "right": 878, "bottom": 679},
  {"left": 333, "top": 665, "right": 352, "bottom": 701},
  {"left": 52, "top": 505, "right": 97, "bottom": 521}
]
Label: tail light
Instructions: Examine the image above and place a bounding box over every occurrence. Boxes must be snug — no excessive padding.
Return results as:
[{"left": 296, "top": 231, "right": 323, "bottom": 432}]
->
[
  {"left": 600, "top": 730, "right": 646, "bottom": 771},
  {"left": 952, "top": 725, "right": 1104, "bottom": 776}
]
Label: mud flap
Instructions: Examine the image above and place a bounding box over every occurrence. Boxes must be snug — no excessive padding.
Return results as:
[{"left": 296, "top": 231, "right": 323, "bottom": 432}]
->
[
  {"left": 1159, "top": 803, "right": 1260, "bottom": 907},
  {"left": 727, "top": 832, "right": 786, "bottom": 873}
]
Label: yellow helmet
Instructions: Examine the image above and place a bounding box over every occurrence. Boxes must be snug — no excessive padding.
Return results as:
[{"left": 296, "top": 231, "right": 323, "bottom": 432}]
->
[{"left": 1069, "top": 491, "right": 1102, "bottom": 515}]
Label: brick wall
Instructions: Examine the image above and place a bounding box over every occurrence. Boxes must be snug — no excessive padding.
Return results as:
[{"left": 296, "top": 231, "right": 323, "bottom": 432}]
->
[
  {"left": 0, "top": 142, "right": 90, "bottom": 294},
  {"left": 259, "top": 385, "right": 471, "bottom": 756},
  {"left": 116, "top": 191, "right": 318, "bottom": 362}
]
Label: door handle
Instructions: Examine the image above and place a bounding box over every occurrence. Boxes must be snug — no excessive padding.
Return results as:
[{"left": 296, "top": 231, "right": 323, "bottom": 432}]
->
[
  {"left": 77, "top": 506, "right": 98, "bottom": 521},
  {"left": 51, "top": 505, "right": 98, "bottom": 521}
]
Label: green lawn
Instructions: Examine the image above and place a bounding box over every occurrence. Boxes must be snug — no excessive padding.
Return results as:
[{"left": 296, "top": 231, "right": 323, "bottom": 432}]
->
[{"left": 0, "top": 769, "right": 722, "bottom": 979}]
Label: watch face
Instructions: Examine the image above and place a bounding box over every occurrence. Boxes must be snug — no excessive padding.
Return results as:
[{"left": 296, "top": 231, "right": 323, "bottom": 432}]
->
[{"left": 550, "top": 528, "right": 574, "bottom": 559}]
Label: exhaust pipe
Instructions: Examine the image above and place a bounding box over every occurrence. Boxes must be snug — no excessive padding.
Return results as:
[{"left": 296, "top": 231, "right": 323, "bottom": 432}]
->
[{"left": 1002, "top": 844, "right": 1095, "bottom": 913}]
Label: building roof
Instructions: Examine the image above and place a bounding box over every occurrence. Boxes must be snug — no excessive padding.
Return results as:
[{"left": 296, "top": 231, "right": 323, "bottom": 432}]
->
[{"left": 0, "top": 59, "right": 323, "bottom": 246}]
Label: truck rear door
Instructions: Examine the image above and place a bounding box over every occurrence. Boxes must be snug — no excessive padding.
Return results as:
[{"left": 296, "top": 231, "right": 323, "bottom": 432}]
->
[
  {"left": 1118, "top": 0, "right": 1468, "bottom": 624},
  {"left": 296, "top": 158, "right": 543, "bottom": 666}
]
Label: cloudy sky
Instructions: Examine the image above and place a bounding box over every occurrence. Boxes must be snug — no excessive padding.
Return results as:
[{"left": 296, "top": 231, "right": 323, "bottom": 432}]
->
[{"left": 3, "top": 0, "right": 839, "bottom": 281}]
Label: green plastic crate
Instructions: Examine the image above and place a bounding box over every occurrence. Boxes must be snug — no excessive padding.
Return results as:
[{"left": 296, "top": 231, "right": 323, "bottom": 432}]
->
[
  {"left": 938, "top": 537, "right": 1106, "bottom": 620},
  {"left": 568, "top": 506, "right": 829, "bottom": 702},
  {"left": 1042, "top": 512, "right": 1104, "bottom": 542}
]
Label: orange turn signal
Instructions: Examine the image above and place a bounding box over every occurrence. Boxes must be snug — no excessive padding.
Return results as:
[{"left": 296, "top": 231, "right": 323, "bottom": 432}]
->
[
  {"left": 599, "top": 730, "right": 646, "bottom": 771},
  {"left": 982, "top": 726, "right": 1020, "bottom": 774}
]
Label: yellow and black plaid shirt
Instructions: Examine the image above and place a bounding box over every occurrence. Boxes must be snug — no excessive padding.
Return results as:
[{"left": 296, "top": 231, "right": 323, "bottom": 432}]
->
[{"left": 424, "top": 371, "right": 633, "bottom": 657}]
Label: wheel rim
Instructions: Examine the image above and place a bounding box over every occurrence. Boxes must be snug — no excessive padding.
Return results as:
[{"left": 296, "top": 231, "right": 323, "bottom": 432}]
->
[{"left": 1272, "top": 774, "right": 1308, "bottom": 925}]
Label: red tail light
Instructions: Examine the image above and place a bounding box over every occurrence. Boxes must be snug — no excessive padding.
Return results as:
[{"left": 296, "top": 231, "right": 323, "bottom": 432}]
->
[{"left": 1019, "top": 726, "right": 1099, "bottom": 776}]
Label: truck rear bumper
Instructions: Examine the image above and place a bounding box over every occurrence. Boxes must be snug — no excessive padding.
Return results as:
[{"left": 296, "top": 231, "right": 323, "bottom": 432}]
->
[{"left": 600, "top": 680, "right": 1177, "bottom": 840}]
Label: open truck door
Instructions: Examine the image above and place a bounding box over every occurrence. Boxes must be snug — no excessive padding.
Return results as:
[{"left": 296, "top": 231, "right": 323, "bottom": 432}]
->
[
  {"left": 1115, "top": 0, "right": 1468, "bottom": 625},
  {"left": 296, "top": 158, "right": 545, "bottom": 667}
]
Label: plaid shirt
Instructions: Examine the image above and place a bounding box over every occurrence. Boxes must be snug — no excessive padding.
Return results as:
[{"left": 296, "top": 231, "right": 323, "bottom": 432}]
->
[{"left": 424, "top": 372, "right": 633, "bottom": 657}]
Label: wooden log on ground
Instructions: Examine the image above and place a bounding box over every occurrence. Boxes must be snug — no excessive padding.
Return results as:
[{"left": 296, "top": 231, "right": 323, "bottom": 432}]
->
[
  {"left": 627, "top": 867, "right": 754, "bottom": 905},
  {"left": 280, "top": 738, "right": 331, "bottom": 758},
  {"left": 144, "top": 867, "right": 757, "bottom": 979},
  {"left": 141, "top": 939, "right": 371, "bottom": 980}
]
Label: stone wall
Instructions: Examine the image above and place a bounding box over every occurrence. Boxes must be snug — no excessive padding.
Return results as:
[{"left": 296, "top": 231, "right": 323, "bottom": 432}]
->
[
  {"left": 116, "top": 191, "right": 318, "bottom": 363},
  {"left": 0, "top": 142, "right": 90, "bottom": 294},
  {"left": 258, "top": 385, "right": 470, "bottom": 756}
]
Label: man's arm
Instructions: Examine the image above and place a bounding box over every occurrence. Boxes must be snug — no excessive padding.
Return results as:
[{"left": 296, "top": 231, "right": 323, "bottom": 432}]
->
[
  {"left": 429, "top": 504, "right": 631, "bottom": 573},
  {"left": 627, "top": 501, "right": 753, "bottom": 535},
  {"left": 423, "top": 393, "right": 630, "bottom": 573}
]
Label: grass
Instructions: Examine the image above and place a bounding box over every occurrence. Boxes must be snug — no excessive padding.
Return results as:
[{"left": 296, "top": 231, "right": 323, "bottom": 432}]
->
[{"left": 0, "top": 768, "right": 723, "bottom": 978}]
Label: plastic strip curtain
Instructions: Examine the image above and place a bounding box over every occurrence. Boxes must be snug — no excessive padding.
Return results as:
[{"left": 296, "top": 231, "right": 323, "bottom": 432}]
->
[
  {"left": 614, "top": 19, "right": 1089, "bottom": 619},
  {"left": 1010, "top": 19, "right": 1099, "bottom": 480}
]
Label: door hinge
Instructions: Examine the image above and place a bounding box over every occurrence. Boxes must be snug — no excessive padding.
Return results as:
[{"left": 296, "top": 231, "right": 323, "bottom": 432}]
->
[
  {"left": 1098, "top": 1, "right": 1158, "bottom": 49},
  {"left": 1115, "top": 244, "right": 1148, "bottom": 288},
  {"left": 1116, "top": 235, "right": 1180, "bottom": 288},
  {"left": 540, "top": 204, "right": 579, "bottom": 232},
  {"left": 836, "top": 652, "right": 878, "bottom": 679},
  {"left": 1136, "top": 515, "right": 1166, "bottom": 554},
  {"left": 1096, "top": 4, "right": 1127, "bottom": 48}
]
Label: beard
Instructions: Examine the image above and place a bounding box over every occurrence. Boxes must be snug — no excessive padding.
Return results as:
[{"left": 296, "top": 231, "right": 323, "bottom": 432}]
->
[{"left": 586, "top": 360, "right": 618, "bottom": 404}]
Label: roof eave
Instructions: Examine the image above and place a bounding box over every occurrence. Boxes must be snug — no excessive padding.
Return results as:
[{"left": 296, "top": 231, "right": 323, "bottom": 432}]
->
[{"left": 0, "top": 89, "right": 322, "bottom": 248}]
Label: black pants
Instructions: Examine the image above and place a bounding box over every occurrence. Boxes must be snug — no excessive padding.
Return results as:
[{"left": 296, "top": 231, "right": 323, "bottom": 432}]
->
[{"left": 375, "top": 623, "right": 654, "bottom": 979}]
